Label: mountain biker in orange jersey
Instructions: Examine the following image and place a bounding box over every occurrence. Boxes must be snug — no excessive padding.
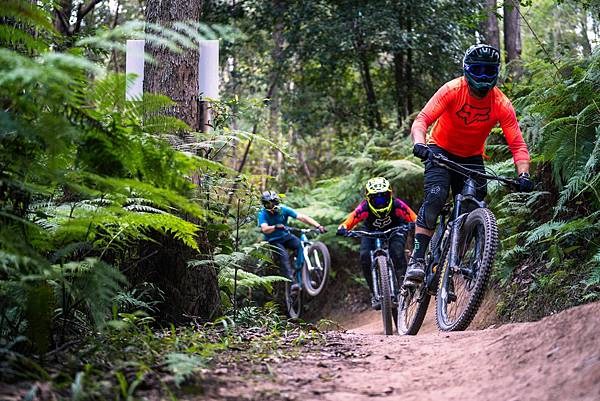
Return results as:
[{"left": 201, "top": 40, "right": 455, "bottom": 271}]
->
[
  {"left": 405, "top": 44, "right": 534, "bottom": 284},
  {"left": 336, "top": 177, "right": 417, "bottom": 309}
]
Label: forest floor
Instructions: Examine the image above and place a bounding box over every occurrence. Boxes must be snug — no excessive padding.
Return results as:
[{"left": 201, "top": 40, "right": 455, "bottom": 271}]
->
[{"left": 194, "top": 300, "right": 600, "bottom": 401}]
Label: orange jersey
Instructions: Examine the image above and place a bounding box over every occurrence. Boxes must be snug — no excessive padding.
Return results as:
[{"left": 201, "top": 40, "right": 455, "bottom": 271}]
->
[{"left": 412, "top": 77, "right": 530, "bottom": 163}]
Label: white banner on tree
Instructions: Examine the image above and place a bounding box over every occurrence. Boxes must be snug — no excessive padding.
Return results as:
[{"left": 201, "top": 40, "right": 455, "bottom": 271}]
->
[
  {"left": 125, "top": 39, "right": 145, "bottom": 100},
  {"left": 198, "top": 40, "right": 220, "bottom": 100}
]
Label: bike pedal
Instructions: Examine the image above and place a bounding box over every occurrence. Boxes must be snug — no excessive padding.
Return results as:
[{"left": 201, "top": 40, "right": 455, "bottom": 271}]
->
[{"left": 403, "top": 279, "right": 420, "bottom": 289}]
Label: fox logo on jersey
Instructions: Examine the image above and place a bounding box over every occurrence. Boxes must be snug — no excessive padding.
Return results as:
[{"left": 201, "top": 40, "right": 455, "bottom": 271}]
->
[
  {"left": 456, "top": 104, "right": 491, "bottom": 125},
  {"left": 372, "top": 216, "right": 392, "bottom": 228}
]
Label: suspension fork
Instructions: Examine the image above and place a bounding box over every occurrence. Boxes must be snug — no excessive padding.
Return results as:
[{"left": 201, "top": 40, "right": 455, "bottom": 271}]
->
[
  {"left": 370, "top": 238, "right": 383, "bottom": 299},
  {"left": 448, "top": 196, "right": 464, "bottom": 271},
  {"left": 448, "top": 192, "right": 486, "bottom": 271}
]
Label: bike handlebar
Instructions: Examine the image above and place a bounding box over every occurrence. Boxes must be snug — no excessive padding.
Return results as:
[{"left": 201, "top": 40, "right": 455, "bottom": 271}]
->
[
  {"left": 283, "top": 226, "right": 321, "bottom": 234},
  {"left": 429, "top": 153, "right": 520, "bottom": 189},
  {"left": 344, "top": 224, "right": 412, "bottom": 239}
]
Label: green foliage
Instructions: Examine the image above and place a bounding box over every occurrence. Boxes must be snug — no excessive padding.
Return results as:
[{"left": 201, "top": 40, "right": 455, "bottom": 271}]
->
[
  {"left": 0, "top": 1, "right": 253, "bottom": 358},
  {"left": 164, "top": 352, "right": 207, "bottom": 386},
  {"left": 190, "top": 243, "right": 287, "bottom": 309},
  {"left": 289, "top": 132, "right": 422, "bottom": 238},
  {"left": 494, "top": 49, "right": 600, "bottom": 320}
]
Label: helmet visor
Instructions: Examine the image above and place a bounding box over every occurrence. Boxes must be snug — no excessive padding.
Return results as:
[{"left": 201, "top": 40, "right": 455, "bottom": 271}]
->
[
  {"left": 466, "top": 63, "right": 499, "bottom": 79},
  {"left": 368, "top": 192, "right": 391, "bottom": 209}
]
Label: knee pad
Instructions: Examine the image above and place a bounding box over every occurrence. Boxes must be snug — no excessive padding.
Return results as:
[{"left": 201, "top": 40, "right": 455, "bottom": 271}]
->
[{"left": 417, "top": 185, "right": 449, "bottom": 230}]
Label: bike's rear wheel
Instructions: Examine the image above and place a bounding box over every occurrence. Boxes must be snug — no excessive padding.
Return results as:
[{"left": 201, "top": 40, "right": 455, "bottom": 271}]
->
[
  {"left": 376, "top": 256, "right": 394, "bottom": 335},
  {"left": 302, "top": 241, "right": 331, "bottom": 297},
  {"left": 285, "top": 282, "right": 302, "bottom": 319},
  {"left": 436, "top": 208, "right": 498, "bottom": 331}
]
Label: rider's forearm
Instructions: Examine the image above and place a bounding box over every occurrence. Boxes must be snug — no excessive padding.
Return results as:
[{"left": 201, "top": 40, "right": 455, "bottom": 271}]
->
[
  {"left": 515, "top": 160, "right": 530, "bottom": 175},
  {"left": 298, "top": 214, "right": 321, "bottom": 228},
  {"left": 261, "top": 224, "right": 276, "bottom": 234},
  {"left": 411, "top": 128, "right": 427, "bottom": 145}
]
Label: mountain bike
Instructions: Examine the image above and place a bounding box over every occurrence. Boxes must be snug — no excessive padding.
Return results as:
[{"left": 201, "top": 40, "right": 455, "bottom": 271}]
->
[
  {"left": 344, "top": 225, "right": 411, "bottom": 335},
  {"left": 397, "top": 153, "right": 519, "bottom": 334},
  {"left": 283, "top": 227, "right": 330, "bottom": 319}
]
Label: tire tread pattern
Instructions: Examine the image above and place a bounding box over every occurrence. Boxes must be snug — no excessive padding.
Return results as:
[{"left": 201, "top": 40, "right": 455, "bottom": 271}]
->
[
  {"left": 435, "top": 208, "right": 498, "bottom": 331},
  {"left": 302, "top": 241, "right": 330, "bottom": 297},
  {"left": 377, "top": 256, "right": 394, "bottom": 335}
]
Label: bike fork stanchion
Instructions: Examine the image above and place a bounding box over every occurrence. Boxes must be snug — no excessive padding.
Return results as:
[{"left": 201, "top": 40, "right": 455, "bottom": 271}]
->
[{"left": 371, "top": 260, "right": 380, "bottom": 302}]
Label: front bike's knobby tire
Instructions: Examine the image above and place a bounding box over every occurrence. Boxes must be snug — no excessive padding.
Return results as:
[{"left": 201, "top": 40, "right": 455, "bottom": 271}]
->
[
  {"left": 435, "top": 208, "right": 498, "bottom": 331},
  {"left": 302, "top": 241, "right": 331, "bottom": 297},
  {"left": 397, "top": 285, "right": 430, "bottom": 335},
  {"left": 377, "top": 256, "right": 394, "bottom": 335}
]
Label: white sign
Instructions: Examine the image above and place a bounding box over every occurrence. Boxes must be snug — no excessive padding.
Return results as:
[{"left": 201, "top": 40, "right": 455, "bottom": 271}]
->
[
  {"left": 198, "top": 40, "right": 220, "bottom": 100},
  {"left": 126, "top": 39, "right": 145, "bottom": 100}
]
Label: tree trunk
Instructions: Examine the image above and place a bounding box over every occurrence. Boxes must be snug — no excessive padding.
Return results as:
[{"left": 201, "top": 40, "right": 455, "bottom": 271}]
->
[
  {"left": 269, "top": 9, "right": 284, "bottom": 180},
  {"left": 504, "top": 0, "right": 523, "bottom": 80},
  {"left": 404, "top": 43, "right": 413, "bottom": 118},
  {"left": 357, "top": 53, "right": 382, "bottom": 131},
  {"left": 353, "top": 16, "right": 382, "bottom": 131},
  {"left": 480, "top": 0, "right": 500, "bottom": 50},
  {"left": 143, "top": 0, "right": 221, "bottom": 321},
  {"left": 53, "top": 0, "right": 104, "bottom": 39},
  {"left": 393, "top": 51, "right": 405, "bottom": 127},
  {"left": 53, "top": 0, "right": 73, "bottom": 36},
  {"left": 144, "top": 0, "right": 202, "bottom": 129},
  {"left": 580, "top": 9, "right": 592, "bottom": 56}
]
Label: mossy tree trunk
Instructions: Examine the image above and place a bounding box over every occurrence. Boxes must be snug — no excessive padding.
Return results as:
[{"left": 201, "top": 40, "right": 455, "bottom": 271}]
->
[
  {"left": 144, "top": 0, "right": 202, "bottom": 130},
  {"left": 143, "top": 0, "right": 221, "bottom": 321}
]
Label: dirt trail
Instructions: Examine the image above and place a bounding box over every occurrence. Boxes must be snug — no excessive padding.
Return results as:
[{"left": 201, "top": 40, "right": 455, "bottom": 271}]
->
[{"left": 206, "top": 301, "right": 600, "bottom": 401}]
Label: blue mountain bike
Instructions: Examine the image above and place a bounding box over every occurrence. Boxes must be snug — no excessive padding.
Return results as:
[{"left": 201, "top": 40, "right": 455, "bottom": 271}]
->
[{"left": 283, "top": 227, "right": 330, "bottom": 319}]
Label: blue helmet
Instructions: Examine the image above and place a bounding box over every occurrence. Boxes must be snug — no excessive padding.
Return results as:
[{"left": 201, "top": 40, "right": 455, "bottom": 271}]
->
[
  {"left": 463, "top": 44, "right": 501, "bottom": 97},
  {"left": 261, "top": 190, "right": 280, "bottom": 213}
]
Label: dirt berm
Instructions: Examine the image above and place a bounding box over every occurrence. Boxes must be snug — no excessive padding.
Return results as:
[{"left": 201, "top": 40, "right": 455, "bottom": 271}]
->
[{"left": 208, "top": 301, "right": 600, "bottom": 401}]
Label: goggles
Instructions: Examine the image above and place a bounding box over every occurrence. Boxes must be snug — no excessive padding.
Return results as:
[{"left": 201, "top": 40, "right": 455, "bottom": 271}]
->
[
  {"left": 368, "top": 192, "right": 391, "bottom": 209},
  {"left": 465, "top": 63, "right": 499, "bottom": 79},
  {"left": 263, "top": 199, "right": 280, "bottom": 210}
]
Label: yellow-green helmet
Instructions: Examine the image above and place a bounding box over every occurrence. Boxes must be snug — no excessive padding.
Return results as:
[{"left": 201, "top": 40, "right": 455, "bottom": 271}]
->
[{"left": 365, "top": 177, "right": 393, "bottom": 217}]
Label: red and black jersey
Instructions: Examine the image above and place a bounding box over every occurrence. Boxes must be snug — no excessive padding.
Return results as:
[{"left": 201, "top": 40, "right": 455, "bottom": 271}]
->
[{"left": 340, "top": 198, "right": 417, "bottom": 231}]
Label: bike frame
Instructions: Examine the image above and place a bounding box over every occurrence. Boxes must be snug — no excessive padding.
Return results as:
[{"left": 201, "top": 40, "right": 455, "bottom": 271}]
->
[
  {"left": 427, "top": 154, "right": 519, "bottom": 281},
  {"left": 287, "top": 228, "right": 319, "bottom": 290},
  {"left": 347, "top": 226, "right": 410, "bottom": 304}
]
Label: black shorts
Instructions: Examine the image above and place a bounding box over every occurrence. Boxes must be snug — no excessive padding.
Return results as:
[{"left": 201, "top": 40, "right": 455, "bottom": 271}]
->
[{"left": 416, "top": 145, "right": 486, "bottom": 230}]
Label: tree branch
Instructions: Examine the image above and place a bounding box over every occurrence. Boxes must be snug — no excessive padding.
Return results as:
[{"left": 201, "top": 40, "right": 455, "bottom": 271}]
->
[{"left": 73, "top": 0, "right": 104, "bottom": 35}]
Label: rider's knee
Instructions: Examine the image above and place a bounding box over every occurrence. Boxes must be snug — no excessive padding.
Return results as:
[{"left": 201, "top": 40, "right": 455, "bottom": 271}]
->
[{"left": 418, "top": 185, "right": 449, "bottom": 230}]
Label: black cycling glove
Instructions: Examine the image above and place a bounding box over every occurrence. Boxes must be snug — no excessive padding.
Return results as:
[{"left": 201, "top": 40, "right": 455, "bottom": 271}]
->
[
  {"left": 413, "top": 143, "right": 431, "bottom": 161},
  {"left": 336, "top": 227, "right": 348, "bottom": 236},
  {"left": 518, "top": 172, "right": 534, "bottom": 192}
]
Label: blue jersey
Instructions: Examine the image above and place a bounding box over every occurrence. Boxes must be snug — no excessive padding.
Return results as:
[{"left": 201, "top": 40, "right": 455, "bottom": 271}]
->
[{"left": 257, "top": 205, "right": 298, "bottom": 242}]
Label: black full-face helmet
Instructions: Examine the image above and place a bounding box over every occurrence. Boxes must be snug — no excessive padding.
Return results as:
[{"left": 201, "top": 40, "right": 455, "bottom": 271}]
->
[
  {"left": 463, "top": 44, "right": 501, "bottom": 98},
  {"left": 261, "top": 191, "right": 280, "bottom": 213}
]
